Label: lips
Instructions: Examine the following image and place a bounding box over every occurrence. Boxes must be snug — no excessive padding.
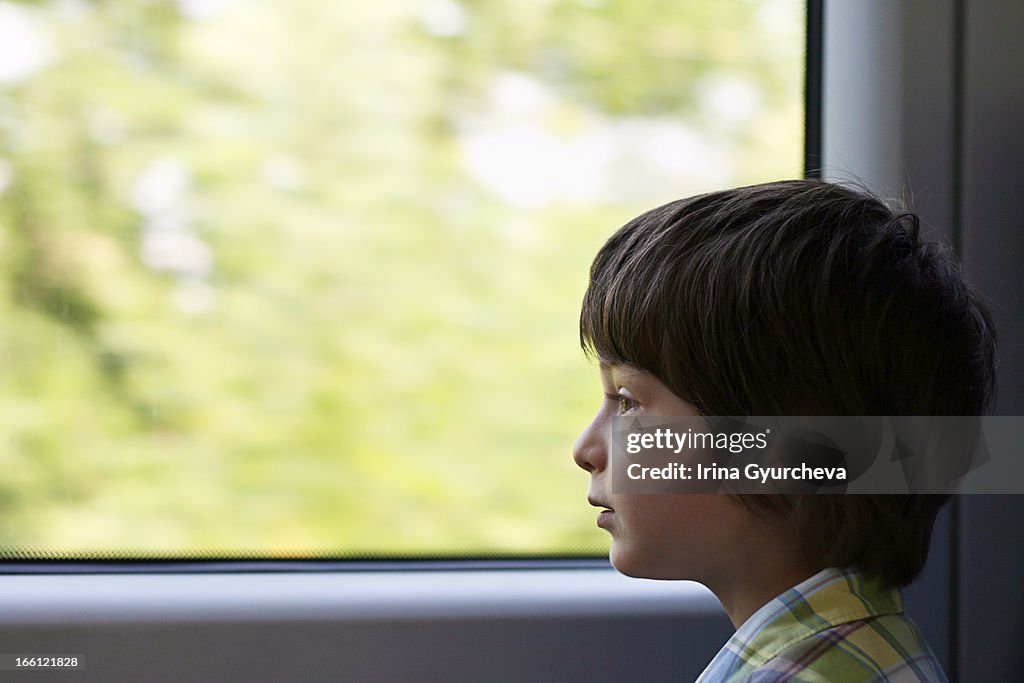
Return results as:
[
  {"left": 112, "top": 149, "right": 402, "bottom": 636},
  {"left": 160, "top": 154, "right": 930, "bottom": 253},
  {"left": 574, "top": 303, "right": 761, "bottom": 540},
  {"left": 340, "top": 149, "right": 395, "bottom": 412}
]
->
[{"left": 588, "top": 497, "right": 615, "bottom": 529}]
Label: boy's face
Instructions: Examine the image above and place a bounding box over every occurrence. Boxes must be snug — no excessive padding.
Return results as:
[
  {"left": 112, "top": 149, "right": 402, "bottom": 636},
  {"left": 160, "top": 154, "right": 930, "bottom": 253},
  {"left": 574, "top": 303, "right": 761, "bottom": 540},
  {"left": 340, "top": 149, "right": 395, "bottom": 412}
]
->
[{"left": 573, "top": 362, "right": 756, "bottom": 584}]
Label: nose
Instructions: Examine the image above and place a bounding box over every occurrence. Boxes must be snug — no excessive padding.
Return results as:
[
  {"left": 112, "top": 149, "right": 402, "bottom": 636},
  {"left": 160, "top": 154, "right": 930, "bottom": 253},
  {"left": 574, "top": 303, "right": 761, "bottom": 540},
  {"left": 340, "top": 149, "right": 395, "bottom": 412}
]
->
[{"left": 572, "top": 413, "right": 608, "bottom": 474}]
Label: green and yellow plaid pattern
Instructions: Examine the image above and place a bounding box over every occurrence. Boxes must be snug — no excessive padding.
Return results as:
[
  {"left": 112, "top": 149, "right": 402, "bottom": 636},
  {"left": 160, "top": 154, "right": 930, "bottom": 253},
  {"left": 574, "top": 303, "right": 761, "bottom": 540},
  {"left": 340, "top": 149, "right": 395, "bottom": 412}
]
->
[{"left": 696, "top": 567, "right": 947, "bottom": 682}]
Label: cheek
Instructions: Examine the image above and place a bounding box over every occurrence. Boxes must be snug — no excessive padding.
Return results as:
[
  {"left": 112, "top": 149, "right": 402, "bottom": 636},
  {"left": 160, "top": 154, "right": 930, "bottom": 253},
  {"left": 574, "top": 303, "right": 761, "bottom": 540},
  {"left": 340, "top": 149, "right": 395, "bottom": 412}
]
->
[{"left": 608, "top": 495, "right": 746, "bottom": 580}]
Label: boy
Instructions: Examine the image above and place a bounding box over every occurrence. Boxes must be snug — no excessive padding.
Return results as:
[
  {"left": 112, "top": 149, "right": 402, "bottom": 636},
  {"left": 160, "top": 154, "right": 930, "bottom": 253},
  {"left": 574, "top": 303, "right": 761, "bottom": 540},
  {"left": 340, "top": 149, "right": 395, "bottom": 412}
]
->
[{"left": 572, "top": 180, "right": 996, "bottom": 682}]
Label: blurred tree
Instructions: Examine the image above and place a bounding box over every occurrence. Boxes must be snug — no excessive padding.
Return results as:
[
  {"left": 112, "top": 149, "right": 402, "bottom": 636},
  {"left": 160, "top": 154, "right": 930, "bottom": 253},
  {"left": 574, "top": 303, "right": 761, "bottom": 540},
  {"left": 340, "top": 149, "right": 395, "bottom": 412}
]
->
[{"left": 0, "top": 0, "right": 803, "bottom": 556}]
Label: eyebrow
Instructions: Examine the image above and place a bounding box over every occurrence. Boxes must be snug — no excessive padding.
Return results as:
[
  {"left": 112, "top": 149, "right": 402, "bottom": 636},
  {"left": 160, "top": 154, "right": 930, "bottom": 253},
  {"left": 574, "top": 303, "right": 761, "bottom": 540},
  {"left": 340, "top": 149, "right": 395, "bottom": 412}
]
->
[{"left": 601, "top": 361, "right": 644, "bottom": 384}]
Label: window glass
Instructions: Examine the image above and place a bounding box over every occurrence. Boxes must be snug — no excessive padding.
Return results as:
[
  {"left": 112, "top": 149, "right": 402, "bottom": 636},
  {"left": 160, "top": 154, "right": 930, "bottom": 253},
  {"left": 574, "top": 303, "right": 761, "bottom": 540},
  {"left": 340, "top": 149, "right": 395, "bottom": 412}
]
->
[{"left": 0, "top": 0, "right": 805, "bottom": 558}]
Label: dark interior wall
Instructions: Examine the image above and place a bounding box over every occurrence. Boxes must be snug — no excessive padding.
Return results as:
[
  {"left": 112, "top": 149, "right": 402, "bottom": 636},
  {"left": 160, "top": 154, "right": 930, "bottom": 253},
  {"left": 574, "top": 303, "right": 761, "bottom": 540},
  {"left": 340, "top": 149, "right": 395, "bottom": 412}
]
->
[
  {"left": 0, "top": 615, "right": 732, "bottom": 683},
  {"left": 957, "top": 0, "right": 1024, "bottom": 679}
]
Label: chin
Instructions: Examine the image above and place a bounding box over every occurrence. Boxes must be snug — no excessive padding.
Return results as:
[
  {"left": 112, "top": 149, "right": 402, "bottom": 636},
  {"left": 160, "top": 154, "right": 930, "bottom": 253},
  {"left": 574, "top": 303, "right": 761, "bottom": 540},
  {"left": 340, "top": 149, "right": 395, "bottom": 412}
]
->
[
  {"left": 609, "top": 546, "right": 657, "bottom": 579},
  {"left": 609, "top": 545, "right": 691, "bottom": 581}
]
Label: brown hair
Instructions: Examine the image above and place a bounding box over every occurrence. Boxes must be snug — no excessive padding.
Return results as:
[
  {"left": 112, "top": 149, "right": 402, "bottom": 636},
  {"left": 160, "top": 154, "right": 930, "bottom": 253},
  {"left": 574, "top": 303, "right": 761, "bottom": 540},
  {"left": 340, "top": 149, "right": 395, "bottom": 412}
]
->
[{"left": 580, "top": 179, "right": 997, "bottom": 587}]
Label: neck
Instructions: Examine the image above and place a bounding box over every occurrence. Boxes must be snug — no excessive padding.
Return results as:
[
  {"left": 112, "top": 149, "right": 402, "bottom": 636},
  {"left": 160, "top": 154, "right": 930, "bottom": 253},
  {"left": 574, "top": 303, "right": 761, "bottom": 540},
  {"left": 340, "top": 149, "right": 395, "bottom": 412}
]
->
[
  {"left": 712, "top": 565, "right": 823, "bottom": 626},
  {"left": 697, "top": 504, "right": 828, "bottom": 629}
]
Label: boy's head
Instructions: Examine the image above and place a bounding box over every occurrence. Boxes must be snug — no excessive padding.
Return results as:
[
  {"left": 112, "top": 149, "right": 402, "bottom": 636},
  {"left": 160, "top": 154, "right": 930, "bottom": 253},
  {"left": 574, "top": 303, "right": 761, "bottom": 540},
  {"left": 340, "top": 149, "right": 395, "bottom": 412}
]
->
[{"left": 574, "top": 179, "right": 997, "bottom": 590}]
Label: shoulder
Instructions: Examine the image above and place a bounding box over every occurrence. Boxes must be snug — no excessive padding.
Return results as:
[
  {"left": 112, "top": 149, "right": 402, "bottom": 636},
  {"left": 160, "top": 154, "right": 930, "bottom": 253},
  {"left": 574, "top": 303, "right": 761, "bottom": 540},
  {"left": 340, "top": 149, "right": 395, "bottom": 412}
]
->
[
  {"left": 697, "top": 568, "right": 950, "bottom": 683},
  {"left": 743, "top": 613, "right": 948, "bottom": 683}
]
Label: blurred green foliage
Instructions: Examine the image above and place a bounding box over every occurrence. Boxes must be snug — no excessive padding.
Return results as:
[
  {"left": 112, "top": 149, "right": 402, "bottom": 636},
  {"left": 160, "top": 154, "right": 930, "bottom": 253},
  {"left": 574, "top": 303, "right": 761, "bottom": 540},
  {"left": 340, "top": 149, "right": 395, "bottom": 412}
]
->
[{"left": 0, "top": 0, "right": 803, "bottom": 556}]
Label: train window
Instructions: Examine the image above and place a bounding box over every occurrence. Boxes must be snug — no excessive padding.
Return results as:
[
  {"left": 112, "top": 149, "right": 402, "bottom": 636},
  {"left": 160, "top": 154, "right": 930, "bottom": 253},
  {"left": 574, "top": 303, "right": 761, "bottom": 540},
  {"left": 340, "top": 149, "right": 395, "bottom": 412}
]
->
[{"left": 0, "top": 0, "right": 806, "bottom": 560}]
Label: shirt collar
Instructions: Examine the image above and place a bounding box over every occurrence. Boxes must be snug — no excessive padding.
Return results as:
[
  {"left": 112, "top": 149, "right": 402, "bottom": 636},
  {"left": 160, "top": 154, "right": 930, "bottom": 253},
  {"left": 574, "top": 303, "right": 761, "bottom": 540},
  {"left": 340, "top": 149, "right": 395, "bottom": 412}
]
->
[{"left": 697, "top": 567, "right": 904, "bottom": 681}]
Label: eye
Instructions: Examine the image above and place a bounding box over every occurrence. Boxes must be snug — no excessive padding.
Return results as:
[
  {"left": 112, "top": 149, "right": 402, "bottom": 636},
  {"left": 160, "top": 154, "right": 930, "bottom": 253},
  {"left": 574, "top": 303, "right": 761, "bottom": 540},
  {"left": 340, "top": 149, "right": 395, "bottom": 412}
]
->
[{"left": 605, "top": 393, "right": 638, "bottom": 415}]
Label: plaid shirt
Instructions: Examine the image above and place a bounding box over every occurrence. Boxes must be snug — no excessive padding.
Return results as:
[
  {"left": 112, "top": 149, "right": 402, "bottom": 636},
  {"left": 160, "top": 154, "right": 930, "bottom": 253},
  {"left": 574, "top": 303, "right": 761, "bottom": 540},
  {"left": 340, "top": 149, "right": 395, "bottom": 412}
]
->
[{"left": 695, "top": 567, "right": 948, "bottom": 682}]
